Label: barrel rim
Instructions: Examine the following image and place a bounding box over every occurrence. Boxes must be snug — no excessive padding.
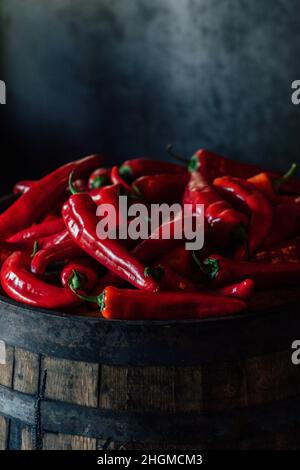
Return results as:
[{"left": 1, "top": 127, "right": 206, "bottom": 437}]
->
[{"left": 0, "top": 292, "right": 299, "bottom": 365}]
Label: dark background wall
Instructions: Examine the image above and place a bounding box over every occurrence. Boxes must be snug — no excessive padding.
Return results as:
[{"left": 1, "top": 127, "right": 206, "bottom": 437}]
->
[{"left": 1, "top": 0, "right": 300, "bottom": 192}]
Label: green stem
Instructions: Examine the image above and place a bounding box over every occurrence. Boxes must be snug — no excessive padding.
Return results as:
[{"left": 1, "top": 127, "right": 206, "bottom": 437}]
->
[
  {"left": 144, "top": 266, "right": 164, "bottom": 282},
  {"left": 68, "top": 273, "right": 104, "bottom": 310},
  {"left": 192, "top": 252, "right": 219, "bottom": 279},
  {"left": 166, "top": 144, "right": 189, "bottom": 164},
  {"left": 68, "top": 170, "right": 78, "bottom": 195},
  {"left": 273, "top": 163, "right": 298, "bottom": 192},
  {"left": 91, "top": 175, "right": 109, "bottom": 190},
  {"left": 31, "top": 241, "right": 39, "bottom": 258}
]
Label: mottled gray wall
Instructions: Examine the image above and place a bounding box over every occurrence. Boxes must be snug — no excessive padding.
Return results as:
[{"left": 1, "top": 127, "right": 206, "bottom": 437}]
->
[{"left": 1, "top": 0, "right": 300, "bottom": 188}]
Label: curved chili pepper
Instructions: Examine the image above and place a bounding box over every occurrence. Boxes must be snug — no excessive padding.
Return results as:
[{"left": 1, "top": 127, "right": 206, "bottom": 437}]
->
[
  {"left": 213, "top": 177, "right": 273, "bottom": 258},
  {"left": 0, "top": 240, "right": 35, "bottom": 266},
  {"left": 0, "top": 154, "right": 102, "bottom": 240},
  {"left": 62, "top": 192, "right": 158, "bottom": 292},
  {"left": 68, "top": 178, "right": 88, "bottom": 193},
  {"left": 90, "top": 240, "right": 207, "bottom": 295},
  {"left": 255, "top": 236, "right": 300, "bottom": 264},
  {"left": 170, "top": 146, "right": 300, "bottom": 194},
  {"left": 13, "top": 180, "right": 36, "bottom": 195},
  {"left": 41, "top": 229, "right": 70, "bottom": 249},
  {"left": 119, "top": 158, "right": 186, "bottom": 181},
  {"left": 145, "top": 264, "right": 200, "bottom": 292},
  {"left": 247, "top": 173, "right": 276, "bottom": 200},
  {"left": 215, "top": 279, "right": 255, "bottom": 300},
  {"left": 88, "top": 168, "right": 111, "bottom": 189},
  {"left": 61, "top": 258, "right": 99, "bottom": 292},
  {"left": 89, "top": 183, "right": 130, "bottom": 230},
  {"left": 111, "top": 165, "right": 133, "bottom": 193},
  {"left": 201, "top": 254, "right": 300, "bottom": 289},
  {"left": 82, "top": 286, "right": 246, "bottom": 320},
  {"left": 184, "top": 170, "right": 248, "bottom": 248},
  {"left": 185, "top": 149, "right": 265, "bottom": 181},
  {"left": 31, "top": 239, "right": 84, "bottom": 276},
  {"left": 130, "top": 213, "right": 189, "bottom": 264},
  {"left": 7, "top": 217, "right": 65, "bottom": 243},
  {"left": 0, "top": 252, "right": 81, "bottom": 309},
  {"left": 159, "top": 244, "right": 197, "bottom": 279},
  {"left": 132, "top": 173, "right": 189, "bottom": 204},
  {"left": 248, "top": 163, "right": 298, "bottom": 200}
]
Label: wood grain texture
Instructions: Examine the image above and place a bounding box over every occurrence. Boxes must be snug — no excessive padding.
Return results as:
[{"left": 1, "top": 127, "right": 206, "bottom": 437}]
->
[
  {"left": 21, "top": 428, "right": 34, "bottom": 450},
  {"left": 245, "top": 350, "right": 300, "bottom": 406},
  {"left": 42, "top": 356, "right": 99, "bottom": 407},
  {"left": 13, "top": 348, "right": 39, "bottom": 394},
  {"left": 1, "top": 344, "right": 300, "bottom": 449},
  {"left": 0, "top": 345, "right": 14, "bottom": 387},
  {"left": 43, "top": 433, "right": 96, "bottom": 450},
  {"left": 0, "top": 416, "right": 7, "bottom": 450}
]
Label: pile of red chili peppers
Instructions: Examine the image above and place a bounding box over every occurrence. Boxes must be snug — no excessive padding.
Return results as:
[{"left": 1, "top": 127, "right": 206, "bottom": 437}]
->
[{"left": 0, "top": 149, "right": 300, "bottom": 321}]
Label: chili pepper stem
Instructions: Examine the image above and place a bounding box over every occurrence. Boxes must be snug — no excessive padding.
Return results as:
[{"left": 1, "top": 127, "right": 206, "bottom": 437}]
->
[
  {"left": 68, "top": 280, "right": 104, "bottom": 310},
  {"left": 68, "top": 270, "right": 87, "bottom": 291},
  {"left": 31, "top": 241, "right": 39, "bottom": 258},
  {"left": 144, "top": 266, "right": 164, "bottom": 282},
  {"left": 273, "top": 163, "right": 298, "bottom": 191},
  {"left": 166, "top": 144, "right": 189, "bottom": 164},
  {"left": 68, "top": 171, "right": 78, "bottom": 195},
  {"left": 119, "top": 165, "right": 132, "bottom": 179},
  {"left": 192, "top": 252, "right": 219, "bottom": 279}
]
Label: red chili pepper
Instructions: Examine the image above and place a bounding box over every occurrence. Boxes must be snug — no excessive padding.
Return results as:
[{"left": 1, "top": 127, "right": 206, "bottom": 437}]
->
[
  {"left": 130, "top": 214, "right": 189, "bottom": 265},
  {"left": 248, "top": 163, "right": 298, "bottom": 200},
  {"left": 0, "top": 240, "right": 35, "bottom": 266},
  {"left": 170, "top": 146, "right": 300, "bottom": 194},
  {"left": 31, "top": 239, "right": 84, "bottom": 276},
  {"left": 0, "top": 154, "right": 102, "bottom": 240},
  {"left": 89, "top": 183, "right": 130, "bottom": 230},
  {"left": 132, "top": 173, "right": 189, "bottom": 204},
  {"left": 255, "top": 236, "right": 300, "bottom": 264},
  {"left": 90, "top": 182, "right": 121, "bottom": 205},
  {"left": 90, "top": 242, "right": 206, "bottom": 296},
  {"left": 185, "top": 149, "right": 265, "bottom": 181},
  {"left": 144, "top": 264, "right": 200, "bottom": 292},
  {"left": 91, "top": 270, "right": 126, "bottom": 293},
  {"left": 201, "top": 254, "right": 300, "bottom": 289},
  {"left": 13, "top": 180, "right": 36, "bottom": 195},
  {"left": 213, "top": 177, "right": 273, "bottom": 257},
  {"left": 13, "top": 178, "right": 88, "bottom": 197},
  {"left": 41, "top": 230, "right": 70, "bottom": 249},
  {"left": 111, "top": 165, "right": 133, "bottom": 193},
  {"left": 184, "top": 170, "right": 248, "bottom": 248},
  {"left": 247, "top": 172, "right": 277, "bottom": 200},
  {"left": 0, "top": 252, "right": 81, "bottom": 309},
  {"left": 87, "top": 287, "right": 246, "bottom": 320},
  {"left": 68, "top": 178, "right": 88, "bottom": 193},
  {"left": 159, "top": 244, "right": 196, "bottom": 278},
  {"left": 61, "top": 258, "right": 99, "bottom": 292},
  {"left": 215, "top": 279, "right": 255, "bottom": 300},
  {"left": 119, "top": 158, "right": 186, "bottom": 181},
  {"left": 62, "top": 192, "right": 158, "bottom": 292},
  {"left": 88, "top": 168, "right": 111, "bottom": 189},
  {"left": 7, "top": 217, "right": 65, "bottom": 243}
]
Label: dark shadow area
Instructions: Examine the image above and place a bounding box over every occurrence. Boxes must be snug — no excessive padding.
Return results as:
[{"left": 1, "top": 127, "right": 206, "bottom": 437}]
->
[{"left": 1, "top": 0, "right": 300, "bottom": 193}]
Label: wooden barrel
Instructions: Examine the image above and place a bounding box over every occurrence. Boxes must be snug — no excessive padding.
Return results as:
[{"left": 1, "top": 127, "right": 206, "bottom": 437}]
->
[{"left": 1, "top": 288, "right": 300, "bottom": 450}]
